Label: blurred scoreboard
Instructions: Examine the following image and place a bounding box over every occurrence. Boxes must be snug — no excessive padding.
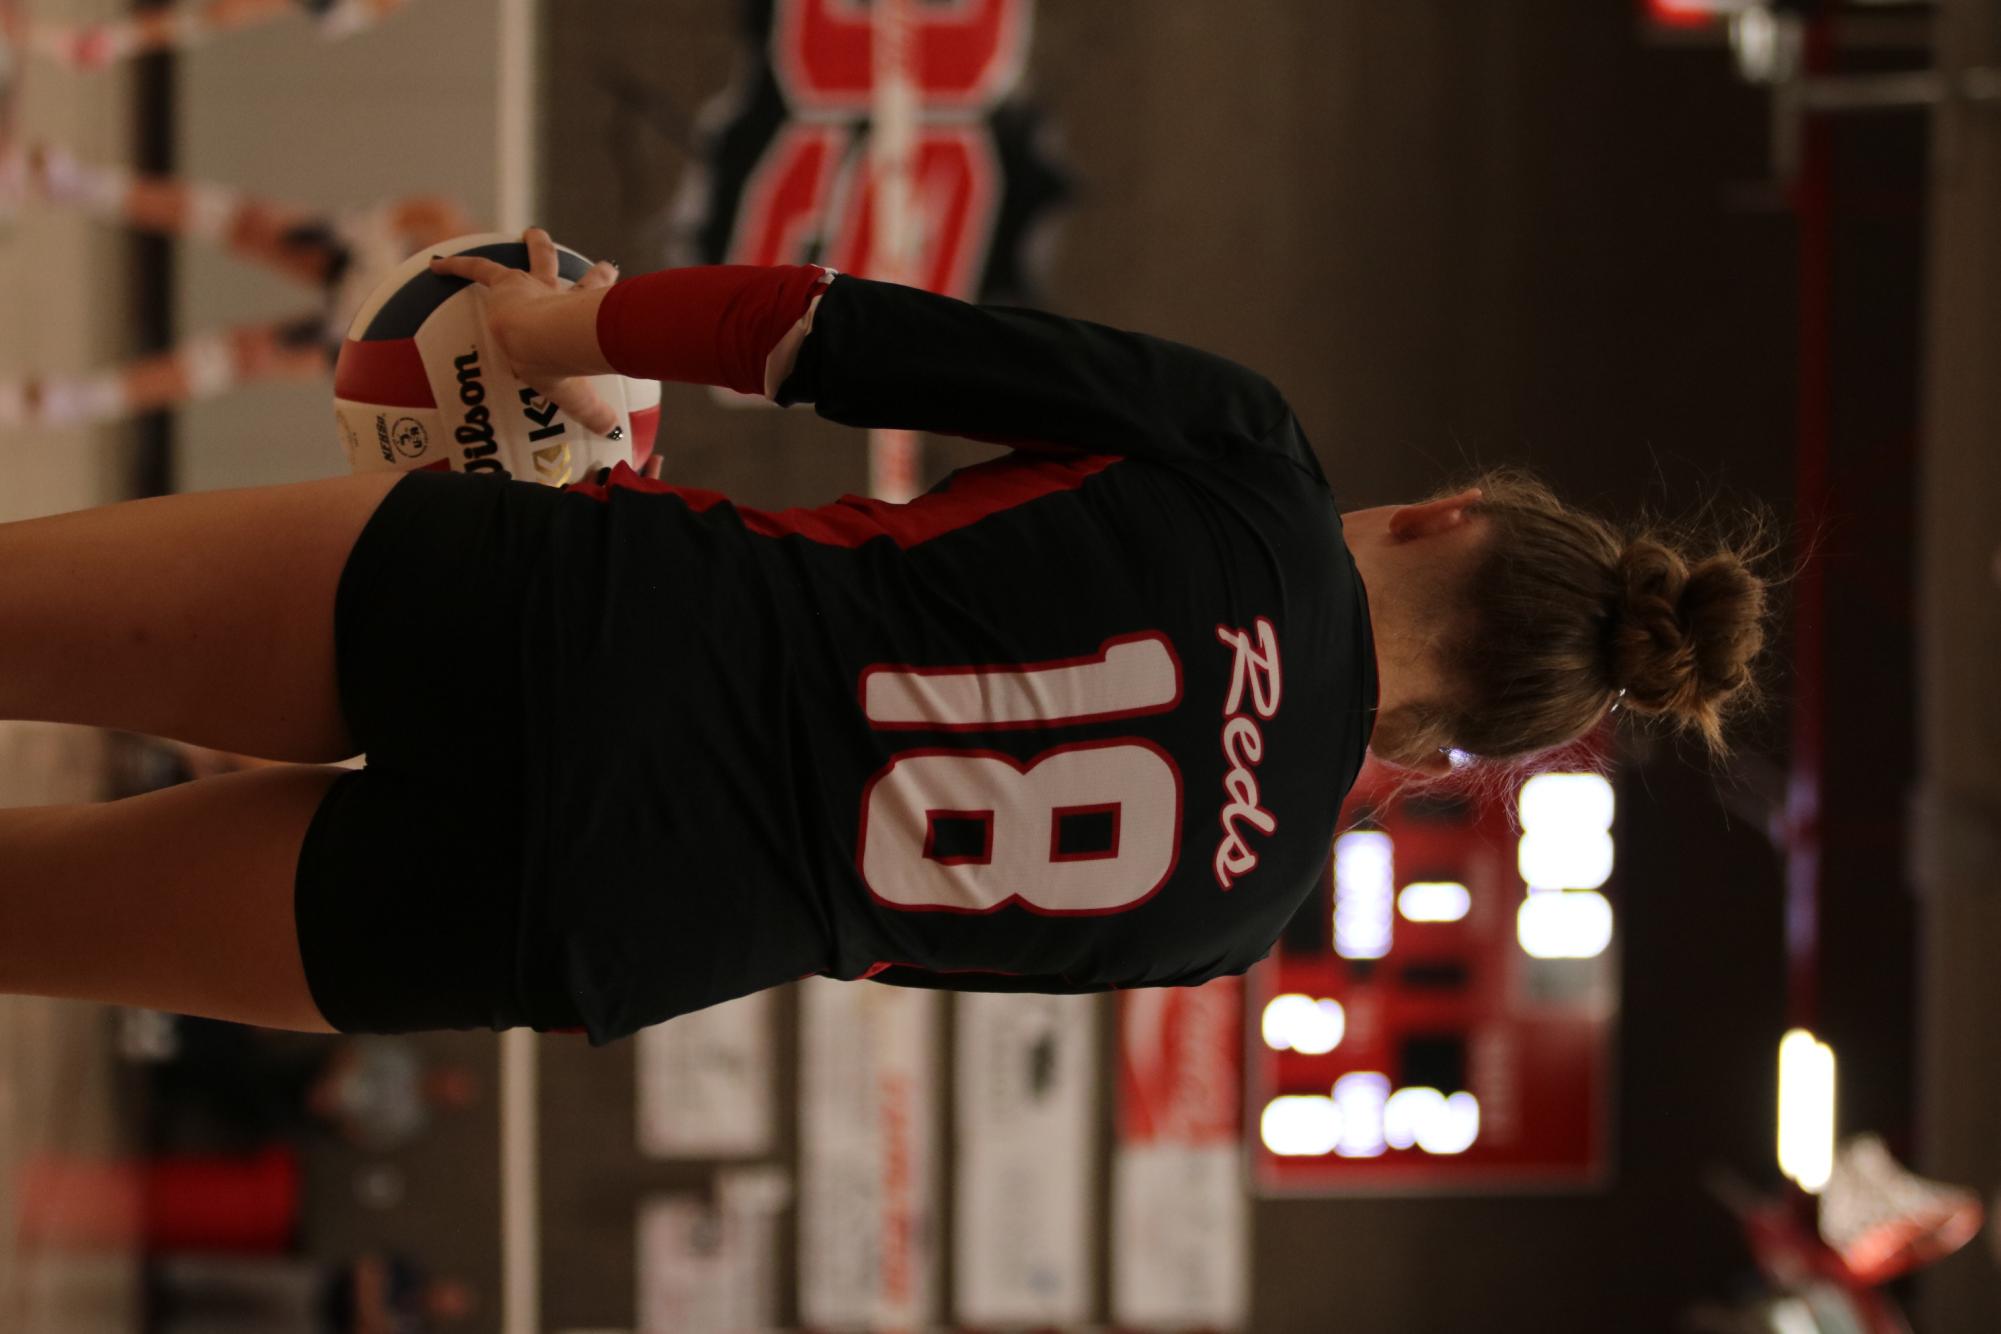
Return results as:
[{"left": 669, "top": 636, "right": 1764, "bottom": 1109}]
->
[
  {"left": 1642, "top": 0, "right": 1754, "bottom": 27},
  {"left": 1247, "top": 760, "right": 1620, "bottom": 1195}
]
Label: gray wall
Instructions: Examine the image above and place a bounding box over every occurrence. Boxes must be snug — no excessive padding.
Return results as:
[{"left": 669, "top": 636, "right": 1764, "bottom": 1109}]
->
[{"left": 174, "top": 0, "right": 503, "bottom": 493}]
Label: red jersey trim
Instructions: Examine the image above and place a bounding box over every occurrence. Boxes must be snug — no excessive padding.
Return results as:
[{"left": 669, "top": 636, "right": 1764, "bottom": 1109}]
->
[
  {"left": 864, "top": 963, "right": 1038, "bottom": 980},
  {"left": 562, "top": 450, "right": 1118, "bottom": 550},
  {"left": 1050, "top": 802, "right": 1123, "bottom": 864},
  {"left": 922, "top": 808, "right": 996, "bottom": 866}
]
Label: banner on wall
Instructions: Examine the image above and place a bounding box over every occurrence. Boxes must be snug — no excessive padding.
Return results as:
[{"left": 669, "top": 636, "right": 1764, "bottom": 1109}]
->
[
  {"left": 670, "top": 0, "right": 1070, "bottom": 306},
  {"left": 798, "top": 977, "right": 941, "bottom": 1331},
  {"left": 1112, "top": 978, "right": 1249, "bottom": 1330},
  {"left": 635, "top": 990, "right": 776, "bottom": 1159},
  {"left": 636, "top": 1168, "right": 789, "bottom": 1334},
  {"left": 954, "top": 991, "right": 1099, "bottom": 1327}
]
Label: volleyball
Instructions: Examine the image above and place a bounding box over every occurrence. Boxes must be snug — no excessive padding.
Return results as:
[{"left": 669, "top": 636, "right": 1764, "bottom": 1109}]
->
[{"left": 331, "top": 232, "right": 661, "bottom": 485}]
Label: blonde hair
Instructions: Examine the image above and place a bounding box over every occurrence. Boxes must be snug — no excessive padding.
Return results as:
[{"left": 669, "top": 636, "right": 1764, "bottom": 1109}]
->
[{"left": 1375, "top": 468, "right": 1773, "bottom": 768}]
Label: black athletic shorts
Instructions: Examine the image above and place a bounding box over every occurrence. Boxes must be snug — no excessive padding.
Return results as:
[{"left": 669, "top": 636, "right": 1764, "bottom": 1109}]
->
[
  {"left": 294, "top": 469, "right": 589, "bottom": 1037},
  {"left": 296, "top": 466, "right": 839, "bottom": 1045}
]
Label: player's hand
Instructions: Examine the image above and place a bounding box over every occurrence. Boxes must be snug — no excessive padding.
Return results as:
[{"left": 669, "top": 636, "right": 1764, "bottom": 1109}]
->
[{"left": 429, "top": 228, "right": 622, "bottom": 438}]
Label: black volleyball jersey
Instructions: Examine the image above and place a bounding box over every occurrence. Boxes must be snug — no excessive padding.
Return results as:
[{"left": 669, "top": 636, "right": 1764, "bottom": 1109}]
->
[{"left": 559, "top": 273, "right": 1377, "bottom": 1030}]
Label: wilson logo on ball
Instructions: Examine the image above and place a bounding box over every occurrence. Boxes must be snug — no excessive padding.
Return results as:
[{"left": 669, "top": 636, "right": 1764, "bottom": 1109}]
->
[{"left": 332, "top": 232, "right": 661, "bottom": 483}]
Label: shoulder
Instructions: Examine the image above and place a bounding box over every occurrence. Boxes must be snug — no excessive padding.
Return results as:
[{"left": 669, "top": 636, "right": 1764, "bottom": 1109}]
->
[{"left": 1253, "top": 403, "right": 1331, "bottom": 489}]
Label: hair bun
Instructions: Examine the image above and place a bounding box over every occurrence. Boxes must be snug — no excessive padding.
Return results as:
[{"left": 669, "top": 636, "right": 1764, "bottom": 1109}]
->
[{"left": 1611, "top": 537, "right": 1766, "bottom": 741}]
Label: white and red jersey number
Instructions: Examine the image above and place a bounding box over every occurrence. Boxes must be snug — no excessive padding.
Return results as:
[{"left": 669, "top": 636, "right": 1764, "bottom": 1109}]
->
[
  {"left": 856, "top": 634, "right": 1185, "bottom": 915},
  {"left": 860, "top": 741, "right": 1180, "bottom": 914}
]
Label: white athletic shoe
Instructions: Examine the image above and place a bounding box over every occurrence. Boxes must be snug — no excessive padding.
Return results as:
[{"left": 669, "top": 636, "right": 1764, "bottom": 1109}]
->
[
  {"left": 29, "top": 375, "right": 124, "bottom": 429},
  {"left": 29, "top": 23, "right": 130, "bottom": 71},
  {"left": 25, "top": 143, "right": 88, "bottom": 204},
  {"left": 1817, "top": 1133, "right": 1985, "bottom": 1285}
]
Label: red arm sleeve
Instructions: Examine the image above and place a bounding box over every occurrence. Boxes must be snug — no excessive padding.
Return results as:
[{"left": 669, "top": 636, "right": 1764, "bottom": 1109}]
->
[{"left": 592, "top": 264, "right": 832, "bottom": 396}]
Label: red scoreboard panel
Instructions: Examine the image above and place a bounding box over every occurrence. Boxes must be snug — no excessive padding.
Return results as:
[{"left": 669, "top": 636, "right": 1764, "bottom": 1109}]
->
[
  {"left": 1641, "top": 0, "right": 1746, "bottom": 29},
  {"left": 1247, "top": 756, "right": 1620, "bottom": 1195}
]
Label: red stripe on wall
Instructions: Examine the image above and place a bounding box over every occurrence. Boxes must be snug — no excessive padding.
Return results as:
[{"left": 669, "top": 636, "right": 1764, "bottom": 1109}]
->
[
  {"left": 565, "top": 450, "right": 1117, "bottom": 548},
  {"left": 1783, "top": 13, "right": 1835, "bottom": 1035},
  {"left": 333, "top": 338, "right": 436, "bottom": 409}
]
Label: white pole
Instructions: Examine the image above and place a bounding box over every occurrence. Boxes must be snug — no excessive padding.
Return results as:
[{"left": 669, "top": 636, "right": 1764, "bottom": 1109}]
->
[
  {"left": 869, "top": 0, "right": 921, "bottom": 503},
  {"left": 497, "top": 0, "right": 540, "bottom": 233},
  {"left": 500, "top": 1026, "right": 540, "bottom": 1334},
  {"left": 495, "top": 6, "right": 542, "bottom": 1334}
]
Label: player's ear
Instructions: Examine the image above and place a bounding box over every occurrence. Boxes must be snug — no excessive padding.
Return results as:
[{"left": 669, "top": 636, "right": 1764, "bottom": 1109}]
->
[{"left": 1386, "top": 488, "right": 1483, "bottom": 542}]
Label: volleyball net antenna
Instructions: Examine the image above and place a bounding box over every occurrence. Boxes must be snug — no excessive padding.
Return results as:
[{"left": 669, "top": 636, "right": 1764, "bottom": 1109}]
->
[{"left": 495, "top": 6, "right": 541, "bottom": 1334}]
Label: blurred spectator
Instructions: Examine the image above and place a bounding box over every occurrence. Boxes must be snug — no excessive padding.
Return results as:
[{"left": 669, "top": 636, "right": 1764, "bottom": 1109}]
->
[
  {"left": 0, "top": 142, "right": 471, "bottom": 431},
  {"left": 137, "top": 1015, "right": 480, "bottom": 1154},
  {"left": 9, "top": 0, "right": 414, "bottom": 73},
  {"left": 307, "top": 1034, "right": 480, "bottom": 1153},
  {"left": 147, "top": 1249, "right": 477, "bottom": 1334}
]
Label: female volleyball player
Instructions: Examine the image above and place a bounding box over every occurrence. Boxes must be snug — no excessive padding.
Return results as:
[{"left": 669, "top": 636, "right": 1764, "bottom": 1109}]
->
[{"left": 0, "top": 229, "right": 1768, "bottom": 1045}]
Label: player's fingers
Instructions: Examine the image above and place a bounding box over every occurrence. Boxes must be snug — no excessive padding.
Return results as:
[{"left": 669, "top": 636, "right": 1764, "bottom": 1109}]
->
[
  {"left": 525, "top": 227, "right": 558, "bottom": 285},
  {"left": 542, "top": 376, "right": 621, "bottom": 440},
  {"left": 578, "top": 260, "right": 619, "bottom": 292},
  {"left": 428, "top": 254, "right": 512, "bottom": 286}
]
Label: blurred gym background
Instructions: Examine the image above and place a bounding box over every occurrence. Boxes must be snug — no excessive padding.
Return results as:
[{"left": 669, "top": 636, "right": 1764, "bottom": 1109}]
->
[{"left": 0, "top": 1, "right": 1996, "bottom": 1330}]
